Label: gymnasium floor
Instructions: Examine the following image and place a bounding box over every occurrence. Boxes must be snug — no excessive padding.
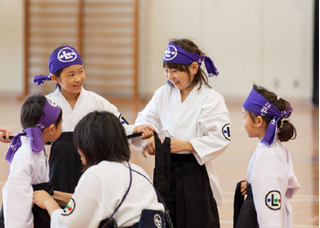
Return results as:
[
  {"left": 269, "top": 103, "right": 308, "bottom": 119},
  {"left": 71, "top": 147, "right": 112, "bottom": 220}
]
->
[{"left": 0, "top": 95, "right": 318, "bottom": 227}]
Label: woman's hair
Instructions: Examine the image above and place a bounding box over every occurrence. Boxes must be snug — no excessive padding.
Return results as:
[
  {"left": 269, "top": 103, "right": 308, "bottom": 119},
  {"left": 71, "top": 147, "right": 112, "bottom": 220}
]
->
[
  {"left": 21, "top": 94, "right": 62, "bottom": 129},
  {"left": 73, "top": 111, "right": 131, "bottom": 170},
  {"left": 163, "top": 38, "right": 211, "bottom": 90},
  {"left": 247, "top": 84, "right": 297, "bottom": 142}
]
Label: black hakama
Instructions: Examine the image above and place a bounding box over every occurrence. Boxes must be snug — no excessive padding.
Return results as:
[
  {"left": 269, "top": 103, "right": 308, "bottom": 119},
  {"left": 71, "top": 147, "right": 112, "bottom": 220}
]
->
[
  {"left": 233, "top": 182, "right": 259, "bottom": 228},
  {"left": 0, "top": 182, "right": 53, "bottom": 228},
  {"left": 49, "top": 132, "right": 83, "bottom": 193},
  {"left": 153, "top": 132, "right": 220, "bottom": 228}
]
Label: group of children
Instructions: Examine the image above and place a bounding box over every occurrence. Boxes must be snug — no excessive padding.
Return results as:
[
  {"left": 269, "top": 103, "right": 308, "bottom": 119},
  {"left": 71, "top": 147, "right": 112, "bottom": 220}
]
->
[{"left": 0, "top": 38, "right": 300, "bottom": 228}]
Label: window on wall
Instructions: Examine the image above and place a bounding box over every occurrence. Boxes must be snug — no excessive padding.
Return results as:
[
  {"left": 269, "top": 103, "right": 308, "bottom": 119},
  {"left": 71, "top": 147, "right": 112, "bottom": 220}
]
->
[{"left": 25, "top": 0, "right": 139, "bottom": 99}]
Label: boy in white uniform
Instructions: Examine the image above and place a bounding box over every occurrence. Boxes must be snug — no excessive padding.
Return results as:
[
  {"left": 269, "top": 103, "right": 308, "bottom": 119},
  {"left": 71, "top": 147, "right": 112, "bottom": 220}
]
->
[
  {"left": 234, "top": 84, "right": 300, "bottom": 228},
  {"left": 2, "top": 94, "right": 62, "bottom": 228}
]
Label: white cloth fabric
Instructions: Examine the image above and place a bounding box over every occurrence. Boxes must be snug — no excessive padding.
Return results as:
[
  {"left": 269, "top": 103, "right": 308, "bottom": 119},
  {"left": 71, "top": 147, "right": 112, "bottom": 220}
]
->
[
  {"left": 46, "top": 87, "right": 135, "bottom": 135},
  {"left": 51, "top": 161, "right": 164, "bottom": 228},
  {"left": 133, "top": 84, "right": 231, "bottom": 205},
  {"left": 247, "top": 139, "right": 300, "bottom": 228},
  {"left": 2, "top": 136, "right": 49, "bottom": 228}
]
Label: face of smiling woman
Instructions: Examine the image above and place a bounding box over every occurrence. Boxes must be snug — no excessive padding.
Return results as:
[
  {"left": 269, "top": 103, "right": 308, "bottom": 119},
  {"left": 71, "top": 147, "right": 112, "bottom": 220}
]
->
[{"left": 53, "top": 64, "right": 86, "bottom": 97}]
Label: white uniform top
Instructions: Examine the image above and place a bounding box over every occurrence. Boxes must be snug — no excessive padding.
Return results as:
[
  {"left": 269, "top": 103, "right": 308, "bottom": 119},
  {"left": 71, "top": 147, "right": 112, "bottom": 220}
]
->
[
  {"left": 51, "top": 161, "right": 164, "bottom": 228},
  {"left": 2, "top": 136, "right": 49, "bottom": 228},
  {"left": 133, "top": 84, "right": 231, "bottom": 205},
  {"left": 247, "top": 139, "right": 300, "bottom": 228},
  {"left": 46, "top": 87, "right": 135, "bottom": 135}
]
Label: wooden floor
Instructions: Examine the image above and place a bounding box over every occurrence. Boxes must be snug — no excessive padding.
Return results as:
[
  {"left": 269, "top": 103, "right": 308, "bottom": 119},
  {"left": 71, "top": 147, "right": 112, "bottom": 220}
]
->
[{"left": 0, "top": 95, "right": 318, "bottom": 227}]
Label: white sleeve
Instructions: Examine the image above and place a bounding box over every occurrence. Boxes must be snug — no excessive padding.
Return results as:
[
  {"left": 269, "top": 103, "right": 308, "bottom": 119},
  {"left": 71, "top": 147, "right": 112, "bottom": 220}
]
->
[
  {"left": 51, "top": 172, "right": 105, "bottom": 228},
  {"left": 132, "top": 91, "right": 162, "bottom": 150},
  {"left": 189, "top": 100, "right": 231, "bottom": 165},
  {"left": 251, "top": 149, "right": 286, "bottom": 228},
  {"left": 97, "top": 96, "right": 135, "bottom": 136},
  {"left": 3, "top": 154, "right": 34, "bottom": 227}
]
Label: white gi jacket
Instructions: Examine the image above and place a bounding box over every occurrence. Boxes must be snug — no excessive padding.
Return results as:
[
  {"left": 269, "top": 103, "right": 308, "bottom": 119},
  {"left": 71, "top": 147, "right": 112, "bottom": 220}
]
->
[
  {"left": 247, "top": 139, "right": 300, "bottom": 228},
  {"left": 46, "top": 87, "right": 135, "bottom": 135},
  {"left": 133, "top": 84, "right": 231, "bottom": 205},
  {"left": 51, "top": 161, "right": 164, "bottom": 228},
  {"left": 2, "top": 136, "right": 49, "bottom": 227}
]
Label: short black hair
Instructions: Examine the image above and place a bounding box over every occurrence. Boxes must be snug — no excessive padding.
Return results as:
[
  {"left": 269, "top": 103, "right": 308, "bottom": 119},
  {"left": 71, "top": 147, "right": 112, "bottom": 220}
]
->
[
  {"left": 21, "top": 94, "right": 62, "bottom": 129},
  {"left": 73, "top": 111, "right": 130, "bottom": 170}
]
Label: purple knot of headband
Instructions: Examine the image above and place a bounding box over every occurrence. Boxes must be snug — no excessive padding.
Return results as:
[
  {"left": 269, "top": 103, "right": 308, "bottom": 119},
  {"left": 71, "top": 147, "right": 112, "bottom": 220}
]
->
[
  {"left": 163, "top": 42, "right": 219, "bottom": 77},
  {"left": 33, "top": 46, "right": 83, "bottom": 85},
  {"left": 243, "top": 88, "right": 293, "bottom": 146},
  {"left": 5, "top": 99, "right": 61, "bottom": 163}
]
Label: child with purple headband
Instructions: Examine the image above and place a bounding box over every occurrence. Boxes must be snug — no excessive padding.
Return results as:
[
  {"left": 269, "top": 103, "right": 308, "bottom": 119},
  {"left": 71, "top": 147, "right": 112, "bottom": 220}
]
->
[
  {"left": 1, "top": 94, "right": 62, "bottom": 228},
  {"left": 30, "top": 45, "right": 155, "bottom": 195},
  {"left": 233, "top": 84, "right": 300, "bottom": 228},
  {"left": 134, "top": 38, "right": 231, "bottom": 228}
]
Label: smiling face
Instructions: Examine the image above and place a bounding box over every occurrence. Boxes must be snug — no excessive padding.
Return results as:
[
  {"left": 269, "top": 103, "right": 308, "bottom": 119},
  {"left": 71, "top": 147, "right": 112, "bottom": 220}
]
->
[{"left": 52, "top": 64, "right": 85, "bottom": 96}]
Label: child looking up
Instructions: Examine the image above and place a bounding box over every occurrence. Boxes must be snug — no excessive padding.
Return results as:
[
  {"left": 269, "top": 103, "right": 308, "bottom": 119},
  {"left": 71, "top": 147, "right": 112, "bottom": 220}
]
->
[
  {"left": 234, "top": 84, "right": 300, "bottom": 228},
  {"left": 2, "top": 94, "right": 62, "bottom": 228}
]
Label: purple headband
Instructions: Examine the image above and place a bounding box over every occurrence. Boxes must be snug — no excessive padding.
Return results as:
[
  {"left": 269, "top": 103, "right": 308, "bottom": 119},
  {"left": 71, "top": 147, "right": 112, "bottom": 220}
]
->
[
  {"left": 33, "top": 46, "right": 83, "bottom": 85},
  {"left": 163, "top": 42, "right": 219, "bottom": 77},
  {"left": 5, "top": 99, "right": 61, "bottom": 163},
  {"left": 243, "top": 88, "right": 293, "bottom": 146}
]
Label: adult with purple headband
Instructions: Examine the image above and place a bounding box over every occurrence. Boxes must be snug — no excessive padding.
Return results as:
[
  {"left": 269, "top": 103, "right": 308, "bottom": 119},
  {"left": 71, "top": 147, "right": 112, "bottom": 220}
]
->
[
  {"left": 31, "top": 45, "right": 155, "bottom": 195},
  {"left": 1, "top": 94, "right": 62, "bottom": 228},
  {"left": 133, "top": 39, "right": 231, "bottom": 228},
  {"left": 233, "top": 84, "right": 300, "bottom": 228}
]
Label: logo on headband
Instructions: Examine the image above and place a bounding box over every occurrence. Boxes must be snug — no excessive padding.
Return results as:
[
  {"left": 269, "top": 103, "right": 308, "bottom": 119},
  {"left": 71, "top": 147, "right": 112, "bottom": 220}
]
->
[
  {"left": 47, "top": 99, "right": 58, "bottom": 107},
  {"left": 57, "top": 47, "right": 77, "bottom": 63},
  {"left": 164, "top": 45, "right": 177, "bottom": 61}
]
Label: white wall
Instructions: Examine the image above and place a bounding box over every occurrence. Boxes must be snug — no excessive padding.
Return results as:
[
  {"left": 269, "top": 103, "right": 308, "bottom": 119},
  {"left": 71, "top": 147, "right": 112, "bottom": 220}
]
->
[
  {"left": 0, "top": 0, "right": 24, "bottom": 94},
  {"left": 0, "top": 0, "right": 315, "bottom": 100},
  {"left": 138, "top": 0, "right": 314, "bottom": 99}
]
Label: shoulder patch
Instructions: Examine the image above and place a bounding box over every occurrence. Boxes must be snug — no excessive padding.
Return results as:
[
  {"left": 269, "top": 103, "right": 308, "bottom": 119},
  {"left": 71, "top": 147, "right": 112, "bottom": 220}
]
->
[
  {"left": 265, "top": 190, "right": 281, "bottom": 210},
  {"left": 222, "top": 123, "right": 231, "bottom": 141},
  {"left": 62, "top": 198, "right": 76, "bottom": 216}
]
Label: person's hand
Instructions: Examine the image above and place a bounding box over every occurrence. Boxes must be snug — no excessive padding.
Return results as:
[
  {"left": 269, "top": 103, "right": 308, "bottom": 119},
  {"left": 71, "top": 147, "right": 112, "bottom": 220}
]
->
[
  {"left": 133, "top": 124, "right": 155, "bottom": 140},
  {"left": 240, "top": 179, "right": 248, "bottom": 196},
  {"left": 0, "top": 129, "right": 13, "bottom": 143},
  {"left": 33, "top": 190, "right": 54, "bottom": 210},
  {"left": 142, "top": 136, "right": 156, "bottom": 158},
  {"left": 170, "top": 138, "right": 194, "bottom": 154}
]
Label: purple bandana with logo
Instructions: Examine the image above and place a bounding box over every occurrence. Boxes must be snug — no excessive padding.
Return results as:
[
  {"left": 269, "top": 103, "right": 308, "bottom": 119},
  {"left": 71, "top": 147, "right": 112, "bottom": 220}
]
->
[
  {"left": 33, "top": 46, "right": 83, "bottom": 85},
  {"left": 5, "top": 99, "right": 61, "bottom": 163},
  {"left": 163, "top": 42, "right": 219, "bottom": 77},
  {"left": 243, "top": 88, "right": 293, "bottom": 146}
]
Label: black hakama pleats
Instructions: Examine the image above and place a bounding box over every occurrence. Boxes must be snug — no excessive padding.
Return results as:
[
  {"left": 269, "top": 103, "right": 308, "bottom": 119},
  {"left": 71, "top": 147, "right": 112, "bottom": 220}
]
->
[
  {"left": 233, "top": 182, "right": 259, "bottom": 228},
  {"left": 49, "top": 132, "right": 83, "bottom": 193},
  {"left": 153, "top": 132, "right": 220, "bottom": 228}
]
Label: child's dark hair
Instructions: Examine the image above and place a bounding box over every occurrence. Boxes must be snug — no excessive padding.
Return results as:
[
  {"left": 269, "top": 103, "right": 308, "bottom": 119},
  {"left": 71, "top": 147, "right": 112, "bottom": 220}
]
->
[
  {"left": 21, "top": 94, "right": 62, "bottom": 129},
  {"left": 73, "top": 111, "right": 131, "bottom": 170},
  {"left": 248, "top": 84, "right": 297, "bottom": 142},
  {"left": 163, "top": 39, "right": 211, "bottom": 90}
]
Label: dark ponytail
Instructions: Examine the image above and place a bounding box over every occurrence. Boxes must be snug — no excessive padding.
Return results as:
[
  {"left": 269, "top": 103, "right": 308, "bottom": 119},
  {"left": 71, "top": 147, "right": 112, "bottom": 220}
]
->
[{"left": 248, "top": 84, "right": 297, "bottom": 142}]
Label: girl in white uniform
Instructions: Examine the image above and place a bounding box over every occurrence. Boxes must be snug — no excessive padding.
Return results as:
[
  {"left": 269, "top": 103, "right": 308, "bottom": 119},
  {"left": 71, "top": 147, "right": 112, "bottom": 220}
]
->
[
  {"left": 1, "top": 94, "right": 62, "bottom": 228},
  {"left": 234, "top": 84, "right": 300, "bottom": 228},
  {"left": 133, "top": 39, "right": 231, "bottom": 228},
  {"left": 33, "top": 111, "right": 165, "bottom": 228},
  {"left": 31, "top": 45, "right": 154, "bottom": 194}
]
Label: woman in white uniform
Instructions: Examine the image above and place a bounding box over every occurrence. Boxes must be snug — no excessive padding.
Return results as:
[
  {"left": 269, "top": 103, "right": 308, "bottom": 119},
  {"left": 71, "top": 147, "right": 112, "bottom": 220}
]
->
[
  {"left": 133, "top": 39, "right": 231, "bottom": 228},
  {"left": 31, "top": 45, "right": 154, "bottom": 194},
  {"left": 33, "top": 111, "right": 165, "bottom": 228},
  {"left": 234, "top": 84, "right": 300, "bottom": 228},
  {"left": 1, "top": 94, "right": 62, "bottom": 228}
]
